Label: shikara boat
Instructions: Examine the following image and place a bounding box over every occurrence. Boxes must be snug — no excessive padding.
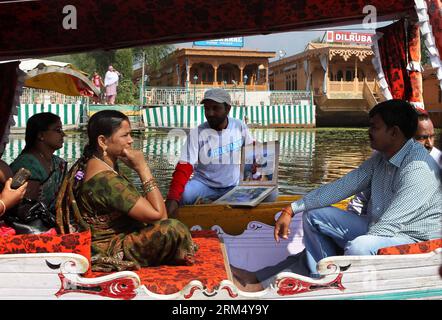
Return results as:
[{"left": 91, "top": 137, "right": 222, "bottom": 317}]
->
[
  {"left": 0, "top": 193, "right": 440, "bottom": 300},
  {"left": 0, "top": 220, "right": 440, "bottom": 300},
  {"left": 0, "top": 0, "right": 440, "bottom": 300}
]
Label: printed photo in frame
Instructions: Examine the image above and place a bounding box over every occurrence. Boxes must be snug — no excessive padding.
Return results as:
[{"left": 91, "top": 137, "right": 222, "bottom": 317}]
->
[
  {"left": 241, "top": 140, "right": 279, "bottom": 185},
  {"left": 215, "top": 141, "right": 279, "bottom": 207},
  {"left": 214, "top": 185, "right": 277, "bottom": 207}
]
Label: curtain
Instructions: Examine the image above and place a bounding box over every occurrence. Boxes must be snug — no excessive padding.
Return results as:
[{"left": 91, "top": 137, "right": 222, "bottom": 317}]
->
[
  {"left": 303, "top": 60, "right": 311, "bottom": 91},
  {"left": 319, "top": 54, "right": 328, "bottom": 94},
  {"left": 371, "top": 34, "right": 393, "bottom": 100},
  {"left": 0, "top": 62, "right": 24, "bottom": 157},
  {"left": 371, "top": 19, "right": 424, "bottom": 106},
  {"left": 407, "top": 23, "right": 424, "bottom": 107},
  {"left": 375, "top": 20, "right": 409, "bottom": 100},
  {"left": 0, "top": 1, "right": 415, "bottom": 60}
]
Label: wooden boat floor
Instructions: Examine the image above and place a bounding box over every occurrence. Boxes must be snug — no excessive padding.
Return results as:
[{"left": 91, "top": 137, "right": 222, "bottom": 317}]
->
[{"left": 177, "top": 195, "right": 350, "bottom": 235}]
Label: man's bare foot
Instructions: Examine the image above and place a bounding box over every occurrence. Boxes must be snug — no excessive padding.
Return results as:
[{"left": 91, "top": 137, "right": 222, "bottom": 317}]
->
[
  {"left": 232, "top": 278, "right": 264, "bottom": 292},
  {"left": 230, "top": 265, "right": 264, "bottom": 292}
]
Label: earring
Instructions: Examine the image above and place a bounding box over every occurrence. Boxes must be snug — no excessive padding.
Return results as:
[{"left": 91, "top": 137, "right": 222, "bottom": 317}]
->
[{"left": 103, "top": 150, "right": 107, "bottom": 157}]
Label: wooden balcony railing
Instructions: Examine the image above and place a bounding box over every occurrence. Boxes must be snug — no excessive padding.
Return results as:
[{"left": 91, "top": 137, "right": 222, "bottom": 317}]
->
[{"left": 326, "top": 79, "right": 376, "bottom": 94}]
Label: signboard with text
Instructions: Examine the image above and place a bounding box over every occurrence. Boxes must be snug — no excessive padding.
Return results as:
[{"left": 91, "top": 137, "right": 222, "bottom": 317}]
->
[
  {"left": 194, "top": 37, "right": 244, "bottom": 48},
  {"left": 326, "top": 31, "right": 373, "bottom": 45}
]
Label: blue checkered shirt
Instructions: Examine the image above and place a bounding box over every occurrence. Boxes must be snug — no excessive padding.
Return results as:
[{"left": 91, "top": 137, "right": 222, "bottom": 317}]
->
[{"left": 291, "top": 139, "right": 442, "bottom": 241}]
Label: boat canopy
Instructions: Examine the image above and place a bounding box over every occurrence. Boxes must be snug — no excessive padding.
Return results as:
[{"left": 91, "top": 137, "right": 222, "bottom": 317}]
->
[{"left": 0, "top": 0, "right": 416, "bottom": 60}]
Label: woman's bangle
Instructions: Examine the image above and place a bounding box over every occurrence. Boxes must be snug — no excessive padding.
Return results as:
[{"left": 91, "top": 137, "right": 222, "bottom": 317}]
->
[
  {"left": 142, "top": 177, "right": 158, "bottom": 193},
  {"left": 0, "top": 199, "right": 6, "bottom": 216}
]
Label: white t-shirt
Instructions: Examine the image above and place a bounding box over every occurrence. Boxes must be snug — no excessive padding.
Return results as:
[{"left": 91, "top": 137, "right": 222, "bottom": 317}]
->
[
  {"left": 430, "top": 147, "right": 442, "bottom": 168},
  {"left": 179, "top": 117, "right": 253, "bottom": 188}
]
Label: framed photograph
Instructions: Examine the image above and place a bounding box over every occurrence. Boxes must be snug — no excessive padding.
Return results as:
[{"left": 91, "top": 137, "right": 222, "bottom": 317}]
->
[
  {"left": 214, "top": 185, "right": 277, "bottom": 207},
  {"left": 215, "top": 141, "right": 280, "bottom": 207},
  {"left": 241, "top": 141, "right": 279, "bottom": 186}
]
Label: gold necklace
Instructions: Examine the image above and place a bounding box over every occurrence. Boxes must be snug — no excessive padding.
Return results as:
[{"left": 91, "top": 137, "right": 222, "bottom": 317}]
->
[{"left": 93, "top": 156, "right": 118, "bottom": 174}]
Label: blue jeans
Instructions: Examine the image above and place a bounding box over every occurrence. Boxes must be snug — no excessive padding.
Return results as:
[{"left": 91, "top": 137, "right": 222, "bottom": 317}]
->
[
  {"left": 180, "top": 179, "right": 235, "bottom": 205},
  {"left": 302, "top": 206, "right": 415, "bottom": 277}
]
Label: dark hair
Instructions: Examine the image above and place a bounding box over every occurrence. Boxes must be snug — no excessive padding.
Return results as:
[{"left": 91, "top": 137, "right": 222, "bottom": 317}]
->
[
  {"left": 23, "top": 112, "right": 61, "bottom": 151},
  {"left": 83, "top": 110, "right": 129, "bottom": 158},
  {"left": 415, "top": 107, "right": 430, "bottom": 121},
  {"left": 368, "top": 100, "right": 418, "bottom": 139}
]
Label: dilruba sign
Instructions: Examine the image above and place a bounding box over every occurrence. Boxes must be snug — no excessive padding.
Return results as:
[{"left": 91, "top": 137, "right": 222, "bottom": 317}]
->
[{"left": 326, "top": 31, "right": 373, "bottom": 45}]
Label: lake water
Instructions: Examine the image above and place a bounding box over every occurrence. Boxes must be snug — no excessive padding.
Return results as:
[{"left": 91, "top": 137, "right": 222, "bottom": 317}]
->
[{"left": 3, "top": 128, "right": 440, "bottom": 196}]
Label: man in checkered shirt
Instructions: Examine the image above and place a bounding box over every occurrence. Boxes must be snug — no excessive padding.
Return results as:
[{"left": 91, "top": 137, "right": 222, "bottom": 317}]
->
[
  {"left": 275, "top": 99, "right": 442, "bottom": 277},
  {"left": 347, "top": 107, "right": 442, "bottom": 216}
]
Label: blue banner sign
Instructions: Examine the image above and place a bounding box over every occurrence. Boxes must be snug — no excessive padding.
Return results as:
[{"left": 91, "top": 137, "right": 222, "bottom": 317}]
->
[{"left": 193, "top": 37, "right": 244, "bottom": 48}]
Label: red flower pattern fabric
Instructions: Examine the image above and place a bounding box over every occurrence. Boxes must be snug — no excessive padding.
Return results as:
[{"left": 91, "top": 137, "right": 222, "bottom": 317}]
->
[
  {"left": 407, "top": 23, "right": 424, "bottom": 105},
  {"left": 377, "top": 20, "right": 409, "bottom": 100},
  {"left": 377, "top": 19, "right": 424, "bottom": 105},
  {"left": 89, "top": 230, "right": 229, "bottom": 295},
  {"left": 0, "top": 229, "right": 230, "bottom": 295},
  {"left": 0, "top": 1, "right": 415, "bottom": 59},
  {"left": 0, "top": 230, "right": 91, "bottom": 262},
  {"left": 378, "top": 238, "right": 442, "bottom": 255},
  {"left": 0, "top": 230, "right": 439, "bottom": 294}
]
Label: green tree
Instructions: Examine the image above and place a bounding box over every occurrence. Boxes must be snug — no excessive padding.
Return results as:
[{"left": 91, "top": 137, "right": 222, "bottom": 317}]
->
[
  {"left": 133, "top": 44, "right": 174, "bottom": 74},
  {"left": 47, "top": 50, "right": 134, "bottom": 103},
  {"left": 133, "top": 44, "right": 174, "bottom": 103},
  {"left": 113, "top": 49, "right": 136, "bottom": 104},
  {"left": 310, "top": 36, "right": 325, "bottom": 43}
]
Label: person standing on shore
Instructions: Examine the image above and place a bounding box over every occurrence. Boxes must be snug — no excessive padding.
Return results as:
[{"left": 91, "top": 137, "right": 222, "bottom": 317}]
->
[
  {"left": 92, "top": 71, "right": 104, "bottom": 104},
  {"left": 104, "top": 65, "right": 120, "bottom": 105}
]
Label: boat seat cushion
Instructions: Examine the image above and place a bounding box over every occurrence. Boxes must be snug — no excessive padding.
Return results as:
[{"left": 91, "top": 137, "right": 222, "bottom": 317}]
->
[
  {"left": 0, "top": 230, "right": 91, "bottom": 261},
  {"left": 89, "top": 230, "right": 229, "bottom": 295},
  {"left": 377, "top": 238, "right": 442, "bottom": 255},
  {"left": 0, "top": 229, "right": 229, "bottom": 295}
]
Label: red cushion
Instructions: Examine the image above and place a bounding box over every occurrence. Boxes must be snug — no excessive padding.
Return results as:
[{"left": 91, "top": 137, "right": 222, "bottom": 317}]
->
[
  {"left": 377, "top": 238, "right": 442, "bottom": 255},
  {"left": 0, "top": 229, "right": 228, "bottom": 295},
  {"left": 0, "top": 230, "right": 91, "bottom": 262},
  {"left": 89, "top": 230, "right": 229, "bottom": 295}
]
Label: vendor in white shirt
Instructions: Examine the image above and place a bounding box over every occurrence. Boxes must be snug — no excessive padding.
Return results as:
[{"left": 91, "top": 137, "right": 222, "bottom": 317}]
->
[
  {"left": 104, "top": 65, "right": 120, "bottom": 105},
  {"left": 165, "top": 88, "right": 254, "bottom": 216}
]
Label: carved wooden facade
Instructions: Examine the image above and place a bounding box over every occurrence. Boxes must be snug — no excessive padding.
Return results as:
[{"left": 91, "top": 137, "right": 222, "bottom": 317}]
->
[
  {"left": 269, "top": 43, "right": 377, "bottom": 95},
  {"left": 134, "top": 48, "right": 276, "bottom": 91}
]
